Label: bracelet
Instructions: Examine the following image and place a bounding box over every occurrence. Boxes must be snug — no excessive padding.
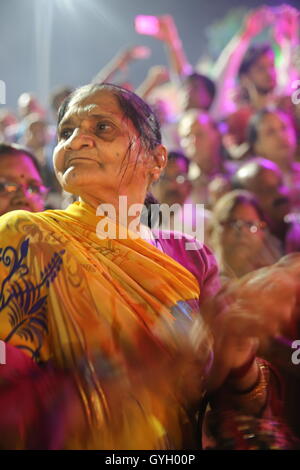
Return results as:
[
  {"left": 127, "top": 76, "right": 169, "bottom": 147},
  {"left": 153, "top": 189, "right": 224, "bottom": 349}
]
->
[{"left": 231, "top": 359, "right": 269, "bottom": 403}]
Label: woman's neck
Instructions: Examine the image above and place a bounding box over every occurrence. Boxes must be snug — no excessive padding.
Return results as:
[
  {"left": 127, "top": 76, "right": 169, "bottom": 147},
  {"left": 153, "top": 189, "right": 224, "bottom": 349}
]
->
[{"left": 80, "top": 192, "right": 147, "bottom": 235}]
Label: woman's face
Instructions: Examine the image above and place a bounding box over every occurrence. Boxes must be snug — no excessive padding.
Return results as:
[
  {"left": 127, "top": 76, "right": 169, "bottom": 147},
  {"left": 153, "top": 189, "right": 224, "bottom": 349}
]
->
[
  {"left": 220, "top": 202, "right": 266, "bottom": 255},
  {"left": 0, "top": 154, "right": 45, "bottom": 216},
  {"left": 53, "top": 89, "right": 164, "bottom": 207},
  {"left": 254, "top": 112, "right": 297, "bottom": 167},
  {"left": 179, "top": 113, "right": 221, "bottom": 174}
]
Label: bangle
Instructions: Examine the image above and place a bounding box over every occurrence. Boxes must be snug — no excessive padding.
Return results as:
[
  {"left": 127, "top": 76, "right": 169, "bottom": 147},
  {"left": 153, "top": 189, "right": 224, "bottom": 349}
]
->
[
  {"left": 231, "top": 359, "right": 269, "bottom": 403},
  {"left": 227, "top": 353, "right": 256, "bottom": 380}
]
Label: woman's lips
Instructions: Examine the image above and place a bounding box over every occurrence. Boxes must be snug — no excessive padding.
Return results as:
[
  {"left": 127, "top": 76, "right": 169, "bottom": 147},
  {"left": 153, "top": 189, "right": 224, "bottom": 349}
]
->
[{"left": 64, "top": 157, "right": 95, "bottom": 172}]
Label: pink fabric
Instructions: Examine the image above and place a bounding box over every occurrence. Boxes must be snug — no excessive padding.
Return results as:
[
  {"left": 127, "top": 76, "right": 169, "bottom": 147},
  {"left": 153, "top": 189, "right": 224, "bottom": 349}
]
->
[{"left": 151, "top": 230, "right": 221, "bottom": 305}]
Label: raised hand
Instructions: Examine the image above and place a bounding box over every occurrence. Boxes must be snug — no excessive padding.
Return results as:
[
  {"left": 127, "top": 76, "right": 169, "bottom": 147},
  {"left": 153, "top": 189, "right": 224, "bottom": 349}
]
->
[
  {"left": 273, "top": 4, "right": 300, "bottom": 45},
  {"left": 242, "top": 6, "right": 274, "bottom": 40}
]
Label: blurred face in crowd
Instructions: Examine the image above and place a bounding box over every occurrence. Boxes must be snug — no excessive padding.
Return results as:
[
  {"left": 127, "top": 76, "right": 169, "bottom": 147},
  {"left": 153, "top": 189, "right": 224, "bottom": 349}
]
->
[
  {"left": 24, "top": 118, "right": 49, "bottom": 149},
  {"left": 243, "top": 50, "right": 276, "bottom": 95},
  {"left": 156, "top": 157, "right": 192, "bottom": 206},
  {"left": 220, "top": 203, "right": 266, "bottom": 252},
  {"left": 237, "top": 164, "right": 291, "bottom": 234},
  {"left": 17, "top": 93, "right": 45, "bottom": 119},
  {"left": 0, "top": 111, "right": 17, "bottom": 134},
  {"left": 0, "top": 153, "right": 46, "bottom": 215},
  {"left": 218, "top": 202, "right": 268, "bottom": 276},
  {"left": 51, "top": 88, "right": 73, "bottom": 115},
  {"left": 181, "top": 77, "right": 213, "bottom": 111},
  {"left": 179, "top": 111, "right": 221, "bottom": 175},
  {"left": 150, "top": 99, "right": 173, "bottom": 125},
  {"left": 253, "top": 112, "right": 297, "bottom": 169}
]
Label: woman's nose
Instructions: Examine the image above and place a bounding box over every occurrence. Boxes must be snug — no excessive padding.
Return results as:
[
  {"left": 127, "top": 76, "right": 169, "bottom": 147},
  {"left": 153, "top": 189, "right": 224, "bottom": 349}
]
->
[{"left": 65, "top": 129, "right": 96, "bottom": 150}]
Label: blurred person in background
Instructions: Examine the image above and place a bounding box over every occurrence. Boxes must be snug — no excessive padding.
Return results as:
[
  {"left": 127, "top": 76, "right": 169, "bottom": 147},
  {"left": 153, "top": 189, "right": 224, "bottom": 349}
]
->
[
  {"left": 136, "top": 14, "right": 217, "bottom": 116},
  {"left": 246, "top": 108, "right": 300, "bottom": 195},
  {"left": 50, "top": 86, "right": 74, "bottom": 118},
  {"left": 21, "top": 113, "right": 50, "bottom": 167},
  {"left": 153, "top": 150, "right": 191, "bottom": 208},
  {"left": 210, "top": 190, "right": 281, "bottom": 279},
  {"left": 207, "top": 175, "right": 232, "bottom": 209},
  {"left": 20, "top": 113, "right": 62, "bottom": 209},
  {"left": 0, "top": 109, "right": 18, "bottom": 141},
  {"left": 5, "top": 92, "right": 45, "bottom": 144},
  {"left": 153, "top": 150, "right": 211, "bottom": 244},
  {"left": 0, "top": 143, "right": 47, "bottom": 215},
  {"left": 212, "top": 5, "right": 299, "bottom": 115},
  {"left": 17, "top": 92, "right": 45, "bottom": 120},
  {"left": 211, "top": 5, "right": 299, "bottom": 157},
  {"left": 178, "top": 110, "right": 234, "bottom": 206},
  {"left": 136, "top": 65, "right": 181, "bottom": 149},
  {"left": 180, "top": 72, "right": 216, "bottom": 113},
  {"left": 232, "top": 157, "right": 300, "bottom": 253}
]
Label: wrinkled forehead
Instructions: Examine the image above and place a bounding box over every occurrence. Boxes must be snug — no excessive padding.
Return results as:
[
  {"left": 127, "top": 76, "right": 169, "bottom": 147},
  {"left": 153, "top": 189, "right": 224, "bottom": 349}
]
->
[{"left": 62, "top": 89, "right": 124, "bottom": 122}]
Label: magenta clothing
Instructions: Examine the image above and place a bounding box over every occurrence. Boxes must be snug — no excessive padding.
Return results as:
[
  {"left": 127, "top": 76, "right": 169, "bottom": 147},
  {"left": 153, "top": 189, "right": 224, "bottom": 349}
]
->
[{"left": 151, "top": 230, "right": 221, "bottom": 305}]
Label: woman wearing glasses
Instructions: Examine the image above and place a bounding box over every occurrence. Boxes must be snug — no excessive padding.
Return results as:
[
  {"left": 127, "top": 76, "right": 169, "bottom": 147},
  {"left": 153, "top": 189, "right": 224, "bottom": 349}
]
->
[
  {"left": 0, "top": 143, "right": 48, "bottom": 216},
  {"left": 211, "top": 190, "right": 281, "bottom": 279}
]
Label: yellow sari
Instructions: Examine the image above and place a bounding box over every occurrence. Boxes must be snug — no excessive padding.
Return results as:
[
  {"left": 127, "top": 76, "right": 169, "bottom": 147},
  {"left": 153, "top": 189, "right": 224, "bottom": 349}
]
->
[{"left": 0, "top": 201, "right": 210, "bottom": 449}]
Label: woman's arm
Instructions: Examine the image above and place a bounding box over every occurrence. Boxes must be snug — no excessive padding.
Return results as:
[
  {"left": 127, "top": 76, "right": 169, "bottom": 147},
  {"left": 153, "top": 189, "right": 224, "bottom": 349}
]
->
[
  {"left": 135, "top": 65, "right": 170, "bottom": 100},
  {"left": 211, "top": 6, "right": 273, "bottom": 118},
  {"left": 136, "top": 15, "right": 192, "bottom": 80},
  {"left": 91, "top": 46, "right": 151, "bottom": 84}
]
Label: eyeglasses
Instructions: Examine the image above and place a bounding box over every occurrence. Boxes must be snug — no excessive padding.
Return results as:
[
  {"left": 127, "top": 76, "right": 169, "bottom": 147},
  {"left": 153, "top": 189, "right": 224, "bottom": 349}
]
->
[
  {"left": 222, "top": 219, "right": 267, "bottom": 234},
  {"left": 0, "top": 180, "right": 49, "bottom": 199}
]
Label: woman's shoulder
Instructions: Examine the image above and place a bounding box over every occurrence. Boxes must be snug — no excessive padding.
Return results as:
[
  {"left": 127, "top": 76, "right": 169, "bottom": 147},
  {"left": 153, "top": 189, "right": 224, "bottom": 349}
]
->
[
  {"left": 0, "top": 209, "right": 38, "bottom": 225},
  {"left": 0, "top": 210, "right": 49, "bottom": 237},
  {"left": 152, "top": 229, "right": 221, "bottom": 300},
  {"left": 153, "top": 229, "right": 209, "bottom": 254}
]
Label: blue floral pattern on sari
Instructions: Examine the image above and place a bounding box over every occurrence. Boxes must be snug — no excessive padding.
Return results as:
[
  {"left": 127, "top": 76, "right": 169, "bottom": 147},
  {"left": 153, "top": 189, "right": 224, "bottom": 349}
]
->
[{"left": 0, "top": 238, "right": 65, "bottom": 360}]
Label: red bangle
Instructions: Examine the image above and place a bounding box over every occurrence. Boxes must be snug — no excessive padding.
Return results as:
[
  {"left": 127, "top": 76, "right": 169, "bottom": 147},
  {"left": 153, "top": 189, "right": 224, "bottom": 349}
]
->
[{"left": 227, "top": 354, "right": 256, "bottom": 380}]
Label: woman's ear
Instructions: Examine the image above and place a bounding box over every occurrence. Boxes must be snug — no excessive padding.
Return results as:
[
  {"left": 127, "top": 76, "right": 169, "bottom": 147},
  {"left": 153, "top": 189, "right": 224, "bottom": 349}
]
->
[{"left": 149, "top": 144, "right": 168, "bottom": 183}]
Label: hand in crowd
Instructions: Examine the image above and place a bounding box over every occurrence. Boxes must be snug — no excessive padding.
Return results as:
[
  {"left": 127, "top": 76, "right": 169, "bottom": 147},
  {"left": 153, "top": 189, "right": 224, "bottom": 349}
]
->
[
  {"left": 116, "top": 46, "right": 152, "bottom": 69},
  {"left": 241, "top": 6, "right": 273, "bottom": 40},
  {"left": 273, "top": 4, "right": 300, "bottom": 45},
  {"left": 144, "top": 65, "right": 170, "bottom": 87},
  {"left": 143, "top": 14, "right": 180, "bottom": 45},
  {"left": 202, "top": 253, "right": 300, "bottom": 389}
]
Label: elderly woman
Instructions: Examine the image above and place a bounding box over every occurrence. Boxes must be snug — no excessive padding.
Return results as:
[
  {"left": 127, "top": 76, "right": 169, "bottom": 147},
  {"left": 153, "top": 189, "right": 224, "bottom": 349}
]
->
[{"left": 0, "top": 84, "right": 292, "bottom": 450}]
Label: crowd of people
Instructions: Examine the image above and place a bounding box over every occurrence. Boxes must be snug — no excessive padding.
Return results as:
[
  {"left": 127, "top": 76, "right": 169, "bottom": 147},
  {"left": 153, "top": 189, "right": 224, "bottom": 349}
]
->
[{"left": 1, "top": 4, "right": 300, "bottom": 450}]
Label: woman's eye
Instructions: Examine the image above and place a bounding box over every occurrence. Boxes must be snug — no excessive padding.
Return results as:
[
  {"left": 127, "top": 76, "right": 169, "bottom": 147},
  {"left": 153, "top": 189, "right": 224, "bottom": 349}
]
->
[
  {"left": 96, "top": 122, "right": 112, "bottom": 133},
  {"left": 59, "top": 128, "right": 74, "bottom": 139}
]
